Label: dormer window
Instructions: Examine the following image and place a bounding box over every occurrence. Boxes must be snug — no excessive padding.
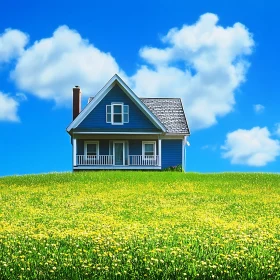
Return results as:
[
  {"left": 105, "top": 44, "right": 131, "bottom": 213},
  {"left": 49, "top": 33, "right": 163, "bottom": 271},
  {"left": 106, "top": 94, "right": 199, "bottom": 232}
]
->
[{"left": 106, "top": 103, "right": 129, "bottom": 125}]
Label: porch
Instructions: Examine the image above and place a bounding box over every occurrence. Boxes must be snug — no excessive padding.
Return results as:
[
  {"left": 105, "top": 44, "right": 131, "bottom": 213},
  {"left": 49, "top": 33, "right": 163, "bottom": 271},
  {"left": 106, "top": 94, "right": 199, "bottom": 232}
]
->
[{"left": 72, "top": 137, "right": 162, "bottom": 170}]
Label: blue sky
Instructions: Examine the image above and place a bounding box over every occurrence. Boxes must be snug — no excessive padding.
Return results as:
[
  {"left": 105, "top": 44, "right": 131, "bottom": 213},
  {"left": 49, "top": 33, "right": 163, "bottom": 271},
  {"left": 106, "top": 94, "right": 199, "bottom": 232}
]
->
[{"left": 0, "top": 0, "right": 279, "bottom": 176}]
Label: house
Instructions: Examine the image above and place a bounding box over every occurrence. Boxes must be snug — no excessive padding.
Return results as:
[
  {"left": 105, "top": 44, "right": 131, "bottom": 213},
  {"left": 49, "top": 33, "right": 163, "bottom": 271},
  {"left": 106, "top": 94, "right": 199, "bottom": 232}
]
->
[{"left": 66, "top": 74, "right": 190, "bottom": 171}]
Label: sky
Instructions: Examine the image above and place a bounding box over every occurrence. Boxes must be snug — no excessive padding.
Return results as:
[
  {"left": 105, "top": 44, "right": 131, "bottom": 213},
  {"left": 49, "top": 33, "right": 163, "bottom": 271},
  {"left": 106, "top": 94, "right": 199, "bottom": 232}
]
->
[{"left": 0, "top": 0, "right": 279, "bottom": 176}]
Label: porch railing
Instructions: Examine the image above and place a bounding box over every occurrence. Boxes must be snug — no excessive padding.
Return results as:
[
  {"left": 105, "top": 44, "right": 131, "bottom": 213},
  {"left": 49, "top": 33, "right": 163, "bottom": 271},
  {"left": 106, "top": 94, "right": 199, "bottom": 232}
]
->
[
  {"left": 128, "top": 155, "right": 159, "bottom": 166},
  {"left": 76, "top": 155, "right": 160, "bottom": 166},
  {"left": 77, "top": 155, "right": 113, "bottom": 165}
]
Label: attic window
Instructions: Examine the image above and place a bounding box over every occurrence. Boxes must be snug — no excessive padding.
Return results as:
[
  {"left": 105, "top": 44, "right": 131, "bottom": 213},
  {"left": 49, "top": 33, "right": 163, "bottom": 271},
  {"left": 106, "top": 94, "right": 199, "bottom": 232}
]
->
[{"left": 106, "top": 103, "right": 129, "bottom": 125}]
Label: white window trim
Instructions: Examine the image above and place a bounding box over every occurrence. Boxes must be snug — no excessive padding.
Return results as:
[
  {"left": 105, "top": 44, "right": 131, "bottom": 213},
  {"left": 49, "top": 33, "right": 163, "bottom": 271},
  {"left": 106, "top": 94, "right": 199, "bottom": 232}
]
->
[
  {"left": 84, "top": 141, "right": 99, "bottom": 157},
  {"left": 106, "top": 103, "right": 129, "bottom": 125},
  {"left": 142, "top": 141, "right": 156, "bottom": 158},
  {"left": 111, "top": 103, "right": 124, "bottom": 125}
]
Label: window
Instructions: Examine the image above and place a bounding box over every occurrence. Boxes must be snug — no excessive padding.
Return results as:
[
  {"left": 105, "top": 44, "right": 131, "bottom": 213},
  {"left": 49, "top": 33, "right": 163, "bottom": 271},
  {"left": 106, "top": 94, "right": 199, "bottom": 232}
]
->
[
  {"left": 106, "top": 103, "right": 129, "bottom": 124},
  {"left": 142, "top": 141, "right": 156, "bottom": 158},
  {"left": 84, "top": 141, "right": 99, "bottom": 157},
  {"left": 113, "top": 104, "right": 122, "bottom": 124}
]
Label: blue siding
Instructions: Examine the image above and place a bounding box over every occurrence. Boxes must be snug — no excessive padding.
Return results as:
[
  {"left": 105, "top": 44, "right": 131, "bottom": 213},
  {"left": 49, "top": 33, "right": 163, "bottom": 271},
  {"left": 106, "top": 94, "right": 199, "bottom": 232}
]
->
[
  {"left": 77, "top": 85, "right": 160, "bottom": 131},
  {"left": 76, "top": 139, "right": 160, "bottom": 157},
  {"left": 77, "top": 139, "right": 84, "bottom": 155},
  {"left": 100, "top": 140, "right": 109, "bottom": 155},
  {"left": 77, "top": 139, "right": 110, "bottom": 155},
  {"left": 162, "top": 140, "right": 182, "bottom": 169},
  {"left": 129, "top": 140, "right": 142, "bottom": 155}
]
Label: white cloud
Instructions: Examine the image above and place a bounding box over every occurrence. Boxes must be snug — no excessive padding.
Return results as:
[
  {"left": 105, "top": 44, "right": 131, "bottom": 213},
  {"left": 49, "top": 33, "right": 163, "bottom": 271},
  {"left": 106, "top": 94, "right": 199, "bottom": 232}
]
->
[
  {"left": 131, "top": 13, "right": 254, "bottom": 130},
  {"left": 221, "top": 127, "right": 280, "bottom": 166},
  {"left": 9, "top": 15, "right": 254, "bottom": 129},
  {"left": 253, "top": 104, "right": 265, "bottom": 114},
  {"left": 12, "top": 25, "right": 125, "bottom": 104},
  {"left": 0, "top": 28, "right": 28, "bottom": 63},
  {"left": 0, "top": 92, "right": 20, "bottom": 122}
]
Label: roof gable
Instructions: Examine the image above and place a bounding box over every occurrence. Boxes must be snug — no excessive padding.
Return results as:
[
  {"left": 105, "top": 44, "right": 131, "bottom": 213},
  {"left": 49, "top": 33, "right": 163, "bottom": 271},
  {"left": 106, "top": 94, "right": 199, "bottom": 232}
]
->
[
  {"left": 67, "top": 74, "right": 166, "bottom": 133},
  {"left": 77, "top": 84, "right": 162, "bottom": 132}
]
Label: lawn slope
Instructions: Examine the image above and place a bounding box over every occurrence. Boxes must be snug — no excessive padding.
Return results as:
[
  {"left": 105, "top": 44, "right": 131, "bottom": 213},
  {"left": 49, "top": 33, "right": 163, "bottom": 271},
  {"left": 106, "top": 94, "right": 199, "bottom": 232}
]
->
[{"left": 0, "top": 172, "right": 280, "bottom": 279}]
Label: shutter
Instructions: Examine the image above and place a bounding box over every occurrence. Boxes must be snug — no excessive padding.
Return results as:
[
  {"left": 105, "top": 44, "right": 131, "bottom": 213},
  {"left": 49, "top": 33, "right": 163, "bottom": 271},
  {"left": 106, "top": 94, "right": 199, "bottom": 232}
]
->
[{"left": 106, "top": 105, "right": 111, "bottom": 123}]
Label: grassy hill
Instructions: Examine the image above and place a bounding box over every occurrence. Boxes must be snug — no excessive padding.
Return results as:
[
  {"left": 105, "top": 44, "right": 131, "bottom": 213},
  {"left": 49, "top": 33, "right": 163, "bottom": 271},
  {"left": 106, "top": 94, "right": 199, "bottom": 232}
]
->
[{"left": 0, "top": 172, "right": 280, "bottom": 279}]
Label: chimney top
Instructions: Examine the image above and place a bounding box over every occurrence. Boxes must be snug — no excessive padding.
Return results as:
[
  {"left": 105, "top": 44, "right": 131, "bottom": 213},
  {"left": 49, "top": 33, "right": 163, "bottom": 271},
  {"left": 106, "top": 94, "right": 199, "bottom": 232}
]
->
[{"left": 75, "top": 85, "right": 80, "bottom": 88}]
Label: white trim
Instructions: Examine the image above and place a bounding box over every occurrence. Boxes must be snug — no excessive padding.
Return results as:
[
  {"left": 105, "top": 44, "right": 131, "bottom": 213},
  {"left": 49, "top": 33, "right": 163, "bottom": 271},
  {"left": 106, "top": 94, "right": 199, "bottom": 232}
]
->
[
  {"left": 182, "top": 135, "right": 189, "bottom": 172},
  {"left": 158, "top": 138, "right": 162, "bottom": 167},
  {"left": 142, "top": 141, "right": 156, "bottom": 158},
  {"left": 182, "top": 138, "right": 185, "bottom": 172},
  {"left": 84, "top": 141, "right": 99, "bottom": 157},
  {"left": 111, "top": 103, "right": 124, "bottom": 125},
  {"left": 73, "top": 131, "right": 162, "bottom": 135},
  {"left": 161, "top": 134, "right": 189, "bottom": 138},
  {"left": 125, "top": 140, "right": 129, "bottom": 164},
  {"left": 67, "top": 74, "right": 166, "bottom": 132},
  {"left": 74, "top": 165, "right": 161, "bottom": 170},
  {"left": 106, "top": 103, "right": 129, "bottom": 125},
  {"left": 113, "top": 141, "right": 125, "bottom": 166},
  {"left": 73, "top": 138, "right": 77, "bottom": 166}
]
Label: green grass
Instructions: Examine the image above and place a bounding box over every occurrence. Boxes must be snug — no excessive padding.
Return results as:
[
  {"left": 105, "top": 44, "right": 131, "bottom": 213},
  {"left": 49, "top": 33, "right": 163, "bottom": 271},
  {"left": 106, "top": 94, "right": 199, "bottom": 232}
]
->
[{"left": 0, "top": 172, "right": 280, "bottom": 279}]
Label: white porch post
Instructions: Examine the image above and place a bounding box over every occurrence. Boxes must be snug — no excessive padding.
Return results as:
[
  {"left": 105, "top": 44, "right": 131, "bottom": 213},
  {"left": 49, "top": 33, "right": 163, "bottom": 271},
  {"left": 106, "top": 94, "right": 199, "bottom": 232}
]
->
[
  {"left": 182, "top": 136, "right": 189, "bottom": 172},
  {"left": 158, "top": 138, "right": 162, "bottom": 167},
  {"left": 182, "top": 137, "right": 185, "bottom": 172},
  {"left": 73, "top": 138, "right": 77, "bottom": 166}
]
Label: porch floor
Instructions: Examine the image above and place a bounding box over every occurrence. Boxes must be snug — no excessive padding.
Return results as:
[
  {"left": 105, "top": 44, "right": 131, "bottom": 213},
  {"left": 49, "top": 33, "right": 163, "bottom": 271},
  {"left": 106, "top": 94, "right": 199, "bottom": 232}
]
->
[{"left": 73, "top": 165, "right": 161, "bottom": 170}]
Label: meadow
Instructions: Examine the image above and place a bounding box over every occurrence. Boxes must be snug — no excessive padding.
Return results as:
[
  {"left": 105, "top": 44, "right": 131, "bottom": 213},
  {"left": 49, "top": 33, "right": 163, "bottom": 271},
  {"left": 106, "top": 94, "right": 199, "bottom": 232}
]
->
[{"left": 0, "top": 171, "right": 279, "bottom": 279}]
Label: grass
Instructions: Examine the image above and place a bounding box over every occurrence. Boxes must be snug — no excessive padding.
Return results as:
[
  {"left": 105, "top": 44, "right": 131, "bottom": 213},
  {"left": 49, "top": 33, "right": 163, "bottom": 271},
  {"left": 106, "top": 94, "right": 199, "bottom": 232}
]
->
[{"left": 0, "top": 171, "right": 280, "bottom": 279}]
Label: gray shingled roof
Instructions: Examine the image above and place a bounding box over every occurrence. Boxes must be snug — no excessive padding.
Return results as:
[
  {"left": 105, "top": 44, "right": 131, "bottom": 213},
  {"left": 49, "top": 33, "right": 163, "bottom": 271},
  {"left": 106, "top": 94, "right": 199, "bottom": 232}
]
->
[{"left": 140, "top": 98, "right": 190, "bottom": 135}]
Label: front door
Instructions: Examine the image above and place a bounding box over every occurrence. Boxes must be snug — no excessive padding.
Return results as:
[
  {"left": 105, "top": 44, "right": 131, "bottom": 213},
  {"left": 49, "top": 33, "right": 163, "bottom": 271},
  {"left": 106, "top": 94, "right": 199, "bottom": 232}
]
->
[{"left": 114, "top": 142, "right": 124, "bottom": 165}]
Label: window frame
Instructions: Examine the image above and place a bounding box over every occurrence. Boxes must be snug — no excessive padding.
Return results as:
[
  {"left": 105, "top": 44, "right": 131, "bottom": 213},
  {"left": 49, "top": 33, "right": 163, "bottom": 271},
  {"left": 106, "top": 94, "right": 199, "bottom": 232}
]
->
[
  {"left": 142, "top": 141, "right": 156, "bottom": 158},
  {"left": 112, "top": 103, "right": 123, "bottom": 125},
  {"left": 84, "top": 141, "right": 99, "bottom": 157},
  {"left": 106, "top": 103, "right": 129, "bottom": 125}
]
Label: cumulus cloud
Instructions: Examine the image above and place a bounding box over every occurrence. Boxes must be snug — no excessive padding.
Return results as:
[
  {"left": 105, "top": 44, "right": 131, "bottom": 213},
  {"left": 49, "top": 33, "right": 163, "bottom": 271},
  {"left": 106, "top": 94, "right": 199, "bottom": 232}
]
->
[
  {"left": 131, "top": 13, "right": 254, "bottom": 129},
  {"left": 0, "top": 28, "right": 28, "bottom": 63},
  {"left": 8, "top": 15, "right": 254, "bottom": 129},
  {"left": 253, "top": 104, "right": 265, "bottom": 114},
  {"left": 0, "top": 92, "right": 20, "bottom": 122},
  {"left": 12, "top": 25, "right": 125, "bottom": 104},
  {"left": 221, "top": 127, "right": 280, "bottom": 166}
]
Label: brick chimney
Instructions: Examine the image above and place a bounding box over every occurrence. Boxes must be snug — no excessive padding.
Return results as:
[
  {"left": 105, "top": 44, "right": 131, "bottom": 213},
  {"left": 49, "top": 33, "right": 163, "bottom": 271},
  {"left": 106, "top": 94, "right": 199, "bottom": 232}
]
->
[{"left": 73, "top": 86, "right": 81, "bottom": 120}]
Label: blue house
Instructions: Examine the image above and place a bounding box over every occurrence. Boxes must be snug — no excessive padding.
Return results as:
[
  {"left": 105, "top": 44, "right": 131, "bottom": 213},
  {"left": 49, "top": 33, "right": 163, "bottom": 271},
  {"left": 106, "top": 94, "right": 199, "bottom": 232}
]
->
[{"left": 66, "top": 74, "right": 190, "bottom": 171}]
